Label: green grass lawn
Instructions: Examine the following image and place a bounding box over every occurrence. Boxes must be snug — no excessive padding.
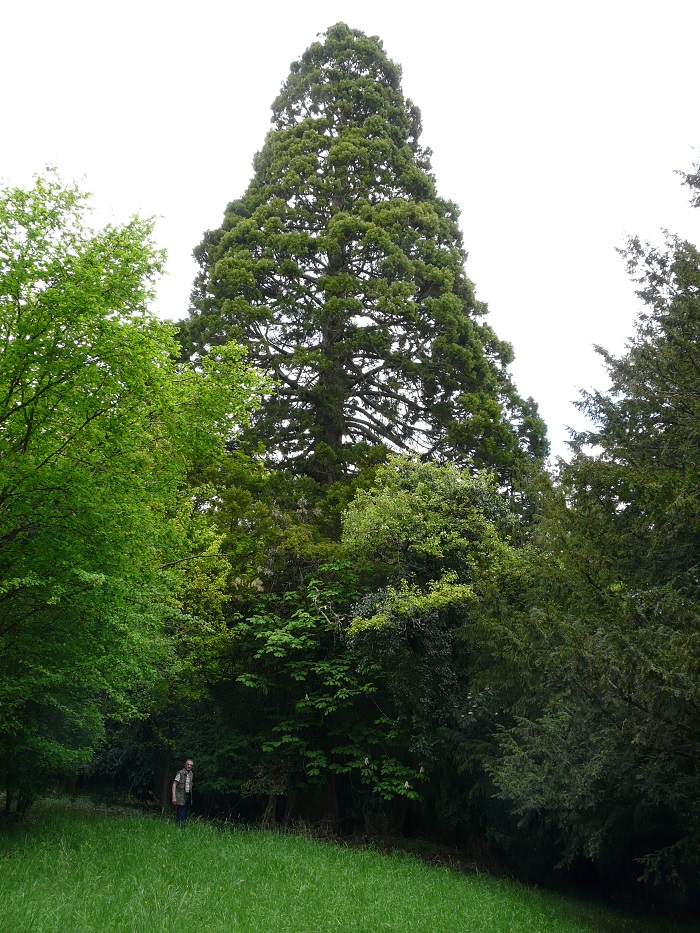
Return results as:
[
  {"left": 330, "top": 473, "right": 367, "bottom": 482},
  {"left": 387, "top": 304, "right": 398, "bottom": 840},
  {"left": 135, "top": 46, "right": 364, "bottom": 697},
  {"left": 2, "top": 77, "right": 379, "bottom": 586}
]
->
[{"left": 0, "top": 805, "right": 690, "bottom": 932}]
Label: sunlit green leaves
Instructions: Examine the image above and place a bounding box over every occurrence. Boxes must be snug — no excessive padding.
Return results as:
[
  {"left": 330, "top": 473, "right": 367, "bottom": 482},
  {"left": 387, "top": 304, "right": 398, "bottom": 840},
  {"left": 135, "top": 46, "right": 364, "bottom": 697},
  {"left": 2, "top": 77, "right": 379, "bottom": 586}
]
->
[{"left": 0, "top": 174, "right": 265, "bottom": 807}]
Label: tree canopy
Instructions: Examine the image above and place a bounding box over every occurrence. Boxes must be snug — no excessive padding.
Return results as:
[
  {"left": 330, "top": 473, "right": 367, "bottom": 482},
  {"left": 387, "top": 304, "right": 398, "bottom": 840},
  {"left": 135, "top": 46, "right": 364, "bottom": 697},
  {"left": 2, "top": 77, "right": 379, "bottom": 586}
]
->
[
  {"left": 181, "top": 23, "right": 547, "bottom": 484},
  {"left": 488, "top": 161, "right": 700, "bottom": 889},
  {"left": 0, "top": 174, "right": 264, "bottom": 808}
]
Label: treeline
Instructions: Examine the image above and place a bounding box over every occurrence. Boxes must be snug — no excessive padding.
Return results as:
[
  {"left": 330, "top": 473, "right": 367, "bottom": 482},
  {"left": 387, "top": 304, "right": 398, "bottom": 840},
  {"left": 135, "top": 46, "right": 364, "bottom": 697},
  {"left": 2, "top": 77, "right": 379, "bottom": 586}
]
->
[{"left": 2, "top": 23, "right": 698, "bottom": 912}]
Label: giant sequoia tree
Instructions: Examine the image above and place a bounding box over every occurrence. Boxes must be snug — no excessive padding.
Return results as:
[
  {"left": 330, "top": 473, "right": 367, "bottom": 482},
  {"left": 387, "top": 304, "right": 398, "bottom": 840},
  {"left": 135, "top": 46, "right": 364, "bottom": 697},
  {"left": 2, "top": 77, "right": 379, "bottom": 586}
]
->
[{"left": 182, "top": 23, "right": 547, "bottom": 483}]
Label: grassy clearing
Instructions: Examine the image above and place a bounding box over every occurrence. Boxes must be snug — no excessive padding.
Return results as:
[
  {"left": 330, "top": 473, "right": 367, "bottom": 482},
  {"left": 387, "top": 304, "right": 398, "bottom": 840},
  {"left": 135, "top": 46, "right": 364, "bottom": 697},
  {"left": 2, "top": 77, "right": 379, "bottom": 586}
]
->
[{"left": 0, "top": 805, "right": 689, "bottom": 932}]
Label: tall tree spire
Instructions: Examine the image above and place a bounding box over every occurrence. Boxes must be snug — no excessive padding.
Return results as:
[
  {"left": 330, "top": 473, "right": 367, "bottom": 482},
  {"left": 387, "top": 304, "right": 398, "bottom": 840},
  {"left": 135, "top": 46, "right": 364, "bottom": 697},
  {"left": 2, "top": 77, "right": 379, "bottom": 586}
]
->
[{"left": 183, "top": 23, "right": 548, "bottom": 482}]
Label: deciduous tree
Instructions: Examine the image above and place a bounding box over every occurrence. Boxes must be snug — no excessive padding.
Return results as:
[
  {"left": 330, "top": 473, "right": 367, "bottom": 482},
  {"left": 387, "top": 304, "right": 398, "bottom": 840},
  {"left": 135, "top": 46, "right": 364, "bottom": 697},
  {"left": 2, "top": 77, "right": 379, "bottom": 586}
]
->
[{"left": 0, "top": 175, "right": 264, "bottom": 809}]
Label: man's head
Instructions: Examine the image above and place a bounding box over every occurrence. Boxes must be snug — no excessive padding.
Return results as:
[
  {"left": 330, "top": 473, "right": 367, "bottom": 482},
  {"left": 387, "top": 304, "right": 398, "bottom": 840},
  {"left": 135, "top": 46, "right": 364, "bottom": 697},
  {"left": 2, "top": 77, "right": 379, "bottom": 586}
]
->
[{"left": 184, "top": 759, "right": 193, "bottom": 771}]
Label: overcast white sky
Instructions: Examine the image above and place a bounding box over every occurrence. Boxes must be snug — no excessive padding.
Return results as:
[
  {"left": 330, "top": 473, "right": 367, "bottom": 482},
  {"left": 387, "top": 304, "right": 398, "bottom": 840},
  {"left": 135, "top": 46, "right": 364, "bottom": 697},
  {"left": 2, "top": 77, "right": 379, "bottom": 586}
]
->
[{"left": 3, "top": 0, "right": 699, "bottom": 459}]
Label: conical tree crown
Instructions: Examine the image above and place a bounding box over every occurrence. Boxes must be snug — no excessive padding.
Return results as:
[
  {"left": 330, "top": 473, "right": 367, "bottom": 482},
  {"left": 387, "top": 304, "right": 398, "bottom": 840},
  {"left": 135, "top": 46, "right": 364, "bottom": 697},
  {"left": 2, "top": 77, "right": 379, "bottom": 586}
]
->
[
  {"left": 271, "top": 23, "right": 423, "bottom": 154},
  {"left": 183, "top": 24, "right": 547, "bottom": 483}
]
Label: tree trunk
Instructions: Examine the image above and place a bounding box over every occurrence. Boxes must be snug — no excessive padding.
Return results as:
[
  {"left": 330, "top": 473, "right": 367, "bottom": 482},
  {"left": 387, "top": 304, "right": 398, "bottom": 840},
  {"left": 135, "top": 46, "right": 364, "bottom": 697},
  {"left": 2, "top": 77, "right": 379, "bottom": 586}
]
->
[
  {"left": 150, "top": 715, "right": 172, "bottom": 814},
  {"left": 261, "top": 793, "right": 278, "bottom": 829}
]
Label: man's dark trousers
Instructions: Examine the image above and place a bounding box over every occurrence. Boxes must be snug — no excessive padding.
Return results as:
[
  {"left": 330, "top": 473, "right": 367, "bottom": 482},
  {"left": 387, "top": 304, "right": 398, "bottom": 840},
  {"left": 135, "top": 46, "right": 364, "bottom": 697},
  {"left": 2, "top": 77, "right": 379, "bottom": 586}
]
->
[{"left": 176, "top": 792, "right": 191, "bottom": 826}]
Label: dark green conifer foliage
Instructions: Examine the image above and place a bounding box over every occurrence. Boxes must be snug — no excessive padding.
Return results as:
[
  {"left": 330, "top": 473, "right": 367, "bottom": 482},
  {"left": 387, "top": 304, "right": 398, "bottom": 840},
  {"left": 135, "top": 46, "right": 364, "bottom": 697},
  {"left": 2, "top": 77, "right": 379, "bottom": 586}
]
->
[
  {"left": 183, "top": 23, "right": 547, "bottom": 482},
  {"left": 489, "top": 160, "right": 700, "bottom": 891}
]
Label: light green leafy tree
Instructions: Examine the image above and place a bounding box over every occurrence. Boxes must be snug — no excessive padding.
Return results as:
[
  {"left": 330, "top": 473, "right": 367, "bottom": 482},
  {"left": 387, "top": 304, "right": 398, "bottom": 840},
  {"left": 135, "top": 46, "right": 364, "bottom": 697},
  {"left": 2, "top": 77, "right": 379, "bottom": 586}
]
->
[
  {"left": 341, "top": 456, "right": 523, "bottom": 837},
  {"left": 0, "top": 174, "right": 265, "bottom": 811}
]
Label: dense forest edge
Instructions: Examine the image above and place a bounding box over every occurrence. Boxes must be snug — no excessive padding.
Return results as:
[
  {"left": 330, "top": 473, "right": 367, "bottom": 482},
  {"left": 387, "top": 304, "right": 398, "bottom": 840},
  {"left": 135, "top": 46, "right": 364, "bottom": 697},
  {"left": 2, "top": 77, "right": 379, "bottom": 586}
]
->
[{"left": 1, "top": 23, "right": 699, "bottom": 919}]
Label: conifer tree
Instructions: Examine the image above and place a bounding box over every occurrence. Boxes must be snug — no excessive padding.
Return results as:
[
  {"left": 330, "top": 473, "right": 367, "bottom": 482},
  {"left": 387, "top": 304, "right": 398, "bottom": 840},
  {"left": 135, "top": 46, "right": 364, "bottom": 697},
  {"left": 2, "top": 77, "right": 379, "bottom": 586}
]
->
[
  {"left": 490, "top": 159, "right": 700, "bottom": 889},
  {"left": 182, "top": 23, "right": 547, "bottom": 482}
]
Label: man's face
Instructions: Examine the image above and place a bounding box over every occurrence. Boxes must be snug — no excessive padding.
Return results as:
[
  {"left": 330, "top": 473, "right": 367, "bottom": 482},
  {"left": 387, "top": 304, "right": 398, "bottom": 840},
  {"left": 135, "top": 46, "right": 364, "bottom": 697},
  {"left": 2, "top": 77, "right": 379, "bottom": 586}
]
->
[{"left": 185, "top": 760, "right": 193, "bottom": 772}]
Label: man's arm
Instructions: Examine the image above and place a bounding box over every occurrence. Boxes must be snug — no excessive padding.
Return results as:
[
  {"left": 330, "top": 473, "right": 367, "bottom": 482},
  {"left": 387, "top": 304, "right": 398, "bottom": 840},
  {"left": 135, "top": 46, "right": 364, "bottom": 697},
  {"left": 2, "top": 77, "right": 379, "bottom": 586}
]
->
[{"left": 172, "top": 778, "right": 178, "bottom": 806}]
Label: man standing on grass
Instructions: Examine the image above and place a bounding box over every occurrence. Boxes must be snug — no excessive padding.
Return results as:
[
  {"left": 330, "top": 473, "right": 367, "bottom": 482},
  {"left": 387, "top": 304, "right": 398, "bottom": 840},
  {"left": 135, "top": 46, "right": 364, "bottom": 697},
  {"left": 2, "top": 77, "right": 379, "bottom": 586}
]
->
[{"left": 172, "top": 758, "right": 194, "bottom": 826}]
